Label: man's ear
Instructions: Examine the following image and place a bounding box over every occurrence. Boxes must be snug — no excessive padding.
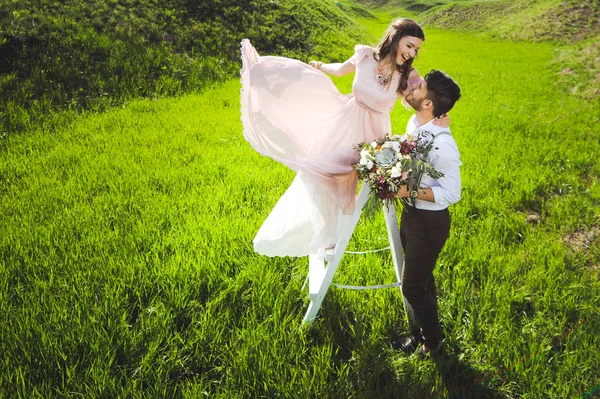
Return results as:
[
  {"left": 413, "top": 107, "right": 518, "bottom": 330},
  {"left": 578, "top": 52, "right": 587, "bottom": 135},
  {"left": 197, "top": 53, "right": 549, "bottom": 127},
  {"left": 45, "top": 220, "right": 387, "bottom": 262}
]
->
[{"left": 423, "top": 99, "right": 434, "bottom": 111}]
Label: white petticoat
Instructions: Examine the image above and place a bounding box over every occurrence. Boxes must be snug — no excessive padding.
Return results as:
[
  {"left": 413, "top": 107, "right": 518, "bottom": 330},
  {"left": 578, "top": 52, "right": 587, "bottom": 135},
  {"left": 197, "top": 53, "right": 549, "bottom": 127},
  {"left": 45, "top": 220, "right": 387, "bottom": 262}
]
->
[{"left": 253, "top": 172, "right": 340, "bottom": 257}]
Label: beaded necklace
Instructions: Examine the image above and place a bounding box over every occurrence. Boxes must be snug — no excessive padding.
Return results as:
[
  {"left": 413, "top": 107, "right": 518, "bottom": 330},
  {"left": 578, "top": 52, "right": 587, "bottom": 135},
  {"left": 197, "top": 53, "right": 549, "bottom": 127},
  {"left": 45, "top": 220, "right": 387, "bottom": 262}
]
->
[{"left": 375, "top": 62, "right": 393, "bottom": 86}]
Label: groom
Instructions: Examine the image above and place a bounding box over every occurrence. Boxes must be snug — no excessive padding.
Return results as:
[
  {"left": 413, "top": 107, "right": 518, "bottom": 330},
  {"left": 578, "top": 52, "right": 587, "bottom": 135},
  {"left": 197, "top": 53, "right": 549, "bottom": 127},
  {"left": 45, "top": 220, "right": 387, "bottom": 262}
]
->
[{"left": 394, "top": 70, "right": 462, "bottom": 356}]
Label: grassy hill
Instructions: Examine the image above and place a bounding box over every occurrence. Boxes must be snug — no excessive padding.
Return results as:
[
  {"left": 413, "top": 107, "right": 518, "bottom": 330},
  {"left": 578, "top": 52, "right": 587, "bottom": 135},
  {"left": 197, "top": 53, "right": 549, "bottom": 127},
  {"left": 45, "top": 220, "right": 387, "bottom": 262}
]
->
[
  {"left": 357, "top": 0, "right": 480, "bottom": 12},
  {"left": 0, "top": 0, "right": 371, "bottom": 134},
  {"left": 420, "top": 0, "right": 600, "bottom": 99},
  {"left": 421, "top": 0, "right": 600, "bottom": 42}
]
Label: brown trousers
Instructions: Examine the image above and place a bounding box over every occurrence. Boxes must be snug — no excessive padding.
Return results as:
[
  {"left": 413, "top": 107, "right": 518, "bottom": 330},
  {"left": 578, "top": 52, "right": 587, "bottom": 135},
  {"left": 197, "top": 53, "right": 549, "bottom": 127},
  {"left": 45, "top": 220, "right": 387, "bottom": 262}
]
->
[{"left": 400, "top": 206, "right": 450, "bottom": 347}]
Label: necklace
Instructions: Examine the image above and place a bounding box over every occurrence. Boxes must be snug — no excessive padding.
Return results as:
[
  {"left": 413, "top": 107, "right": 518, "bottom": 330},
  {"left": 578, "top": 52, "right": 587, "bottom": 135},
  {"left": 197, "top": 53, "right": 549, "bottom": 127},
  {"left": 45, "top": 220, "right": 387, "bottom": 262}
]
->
[{"left": 375, "top": 62, "right": 392, "bottom": 86}]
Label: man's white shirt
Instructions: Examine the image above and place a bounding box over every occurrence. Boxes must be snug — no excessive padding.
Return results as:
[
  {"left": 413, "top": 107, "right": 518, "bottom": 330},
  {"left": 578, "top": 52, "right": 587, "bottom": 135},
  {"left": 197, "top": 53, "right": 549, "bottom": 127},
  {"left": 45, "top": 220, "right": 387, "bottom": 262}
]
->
[{"left": 405, "top": 115, "right": 462, "bottom": 210}]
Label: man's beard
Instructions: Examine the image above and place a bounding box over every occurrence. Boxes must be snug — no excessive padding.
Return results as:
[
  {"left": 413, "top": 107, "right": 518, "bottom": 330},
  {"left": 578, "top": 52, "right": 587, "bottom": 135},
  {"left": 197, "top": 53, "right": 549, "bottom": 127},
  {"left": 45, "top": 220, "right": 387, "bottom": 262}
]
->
[{"left": 405, "top": 96, "right": 425, "bottom": 111}]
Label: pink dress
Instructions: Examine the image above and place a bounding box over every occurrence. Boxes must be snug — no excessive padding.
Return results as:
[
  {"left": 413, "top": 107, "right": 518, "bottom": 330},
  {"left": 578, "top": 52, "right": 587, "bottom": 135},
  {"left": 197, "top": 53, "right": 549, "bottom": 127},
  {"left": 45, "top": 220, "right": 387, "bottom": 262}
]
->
[{"left": 240, "top": 39, "right": 419, "bottom": 257}]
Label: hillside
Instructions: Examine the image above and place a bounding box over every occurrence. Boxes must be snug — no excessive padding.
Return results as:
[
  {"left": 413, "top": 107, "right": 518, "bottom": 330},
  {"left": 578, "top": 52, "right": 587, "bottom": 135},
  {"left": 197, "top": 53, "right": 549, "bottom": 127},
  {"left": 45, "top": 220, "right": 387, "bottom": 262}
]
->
[
  {"left": 356, "top": 0, "right": 478, "bottom": 12},
  {"left": 422, "top": 0, "right": 599, "bottom": 42},
  {"left": 0, "top": 0, "right": 371, "bottom": 133},
  {"left": 420, "top": 0, "right": 600, "bottom": 98}
]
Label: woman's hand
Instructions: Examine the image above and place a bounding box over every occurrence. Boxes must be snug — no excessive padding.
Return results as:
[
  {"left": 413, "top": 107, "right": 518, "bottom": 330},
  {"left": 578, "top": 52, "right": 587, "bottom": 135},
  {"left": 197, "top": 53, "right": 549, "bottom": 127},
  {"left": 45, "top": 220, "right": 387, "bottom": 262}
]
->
[
  {"left": 433, "top": 113, "right": 450, "bottom": 128},
  {"left": 308, "top": 60, "right": 323, "bottom": 70}
]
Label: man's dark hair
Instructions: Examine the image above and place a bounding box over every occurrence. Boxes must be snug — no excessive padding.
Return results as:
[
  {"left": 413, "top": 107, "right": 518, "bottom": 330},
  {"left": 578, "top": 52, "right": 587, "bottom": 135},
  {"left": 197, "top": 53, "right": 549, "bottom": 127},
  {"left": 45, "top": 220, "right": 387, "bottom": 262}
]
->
[{"left": 424, "top": 70, "right": 461, "bottom": 117}]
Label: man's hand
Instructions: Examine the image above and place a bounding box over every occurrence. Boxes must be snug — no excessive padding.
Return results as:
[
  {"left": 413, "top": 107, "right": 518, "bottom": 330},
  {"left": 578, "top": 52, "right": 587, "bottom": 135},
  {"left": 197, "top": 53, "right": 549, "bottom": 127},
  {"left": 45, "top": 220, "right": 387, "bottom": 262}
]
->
[{"left": 395, "top": 185, "right": 410, "bottom": 198}]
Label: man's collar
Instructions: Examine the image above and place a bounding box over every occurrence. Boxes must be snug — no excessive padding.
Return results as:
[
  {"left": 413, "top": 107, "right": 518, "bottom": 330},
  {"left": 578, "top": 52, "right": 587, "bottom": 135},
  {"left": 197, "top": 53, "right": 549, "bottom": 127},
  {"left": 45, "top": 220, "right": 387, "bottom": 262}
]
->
[{"left": 410, "top": 115, "right": 448, "bottom": 135}]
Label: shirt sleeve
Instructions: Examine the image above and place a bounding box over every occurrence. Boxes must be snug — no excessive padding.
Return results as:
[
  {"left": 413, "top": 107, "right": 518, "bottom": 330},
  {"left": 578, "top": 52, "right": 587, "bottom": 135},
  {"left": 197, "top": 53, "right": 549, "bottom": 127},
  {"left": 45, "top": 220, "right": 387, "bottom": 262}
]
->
[{"left": 429, "top": 136, "right": 462, "bottom": 206}]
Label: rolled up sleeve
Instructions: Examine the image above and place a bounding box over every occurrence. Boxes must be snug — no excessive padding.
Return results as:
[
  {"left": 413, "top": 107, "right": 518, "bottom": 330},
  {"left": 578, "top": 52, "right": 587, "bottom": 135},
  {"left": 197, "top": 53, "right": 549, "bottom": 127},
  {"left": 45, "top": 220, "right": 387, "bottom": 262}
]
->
[{"left": 429, "top": 138, "right": 462, "bottom": 207}]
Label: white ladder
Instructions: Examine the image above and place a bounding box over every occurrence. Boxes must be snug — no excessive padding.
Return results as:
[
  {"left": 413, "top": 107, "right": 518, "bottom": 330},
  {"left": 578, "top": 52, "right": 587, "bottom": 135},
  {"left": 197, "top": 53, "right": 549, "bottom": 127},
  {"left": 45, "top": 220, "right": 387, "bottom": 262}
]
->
[{"left": 302, "top": 184, "right": 418, "bottom": 331}]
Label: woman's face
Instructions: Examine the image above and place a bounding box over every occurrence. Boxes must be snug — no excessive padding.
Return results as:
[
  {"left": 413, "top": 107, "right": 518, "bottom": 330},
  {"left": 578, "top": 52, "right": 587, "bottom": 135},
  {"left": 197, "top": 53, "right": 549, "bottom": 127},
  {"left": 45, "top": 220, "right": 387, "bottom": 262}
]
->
[{"left": 395, "top": 35, "right": 423, "bottom": 65}]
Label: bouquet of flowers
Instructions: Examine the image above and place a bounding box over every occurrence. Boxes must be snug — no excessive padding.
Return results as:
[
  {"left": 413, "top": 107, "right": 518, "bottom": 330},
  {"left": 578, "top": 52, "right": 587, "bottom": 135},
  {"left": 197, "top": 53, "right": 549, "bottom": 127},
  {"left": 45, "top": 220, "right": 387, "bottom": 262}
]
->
[{"left": 354, "top": 132, "right": 444, "bottom": 219}]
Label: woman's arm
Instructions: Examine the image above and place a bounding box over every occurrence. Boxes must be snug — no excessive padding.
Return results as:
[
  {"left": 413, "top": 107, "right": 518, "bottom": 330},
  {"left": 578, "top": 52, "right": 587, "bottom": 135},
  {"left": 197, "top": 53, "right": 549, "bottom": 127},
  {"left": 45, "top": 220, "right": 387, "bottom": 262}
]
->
[
  {"left": 309, "top": 59, "right": 355, "bottom": 77},
  {"left": 408, "top": 68, "right": 421, "bottom": 83},
  {"left": 401, "top": 68, "right": 451, "bottom": 126},
  {"left": 433, "top": 113, "right": 450, "bottom": 127},
  {"left": 407, "top": 69, "right": 451, "bottom": 127},
  {"left": 400, "top": 68, "right": 422, "bottom": 110}
]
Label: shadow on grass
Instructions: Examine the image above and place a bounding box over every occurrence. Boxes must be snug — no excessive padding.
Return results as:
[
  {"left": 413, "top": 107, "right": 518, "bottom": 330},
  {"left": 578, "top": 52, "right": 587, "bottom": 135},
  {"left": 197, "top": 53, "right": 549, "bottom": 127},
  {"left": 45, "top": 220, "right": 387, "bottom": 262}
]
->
[
  {"left": 307, "top": 291, "right": 506, "bottom": 398},
  {"left": 308, "top": 295, "right": 432, "bottom": 397},
  {"left": 430, "top": 350, "right": 504, "bottom": 399}
]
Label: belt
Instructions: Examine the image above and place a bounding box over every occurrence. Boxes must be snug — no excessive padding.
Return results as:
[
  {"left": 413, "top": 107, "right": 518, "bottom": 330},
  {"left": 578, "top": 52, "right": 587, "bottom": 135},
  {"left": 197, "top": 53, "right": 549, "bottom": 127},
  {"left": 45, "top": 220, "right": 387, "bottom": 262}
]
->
[
  {"left": 355, "top": 99, "right": 386, "bottom": 115},
  {"left": 403, "top": 205, "right": 449, "bottom": 213}
]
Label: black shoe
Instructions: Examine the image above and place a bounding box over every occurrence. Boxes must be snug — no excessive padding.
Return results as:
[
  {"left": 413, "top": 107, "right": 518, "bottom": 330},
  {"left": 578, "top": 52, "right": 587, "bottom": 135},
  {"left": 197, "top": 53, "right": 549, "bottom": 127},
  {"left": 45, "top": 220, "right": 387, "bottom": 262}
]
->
[{"left": 392, "top": 333, "right": 421, "bottom": 354}]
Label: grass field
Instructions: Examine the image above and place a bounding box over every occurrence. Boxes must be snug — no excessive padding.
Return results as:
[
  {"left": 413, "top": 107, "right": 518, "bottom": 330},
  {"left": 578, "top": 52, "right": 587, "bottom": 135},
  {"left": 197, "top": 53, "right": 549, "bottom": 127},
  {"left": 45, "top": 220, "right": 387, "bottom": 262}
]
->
[{"left": 1, "top": 7, "right": 600, "bottom": 399}]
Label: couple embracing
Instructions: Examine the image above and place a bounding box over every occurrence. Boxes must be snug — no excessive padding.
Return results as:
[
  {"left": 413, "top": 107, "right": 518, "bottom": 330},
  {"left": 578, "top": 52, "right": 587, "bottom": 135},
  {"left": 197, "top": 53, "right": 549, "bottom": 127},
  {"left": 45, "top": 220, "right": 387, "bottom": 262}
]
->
[{"left": 240, "top": 18, "right": 462, "bottom": 356}]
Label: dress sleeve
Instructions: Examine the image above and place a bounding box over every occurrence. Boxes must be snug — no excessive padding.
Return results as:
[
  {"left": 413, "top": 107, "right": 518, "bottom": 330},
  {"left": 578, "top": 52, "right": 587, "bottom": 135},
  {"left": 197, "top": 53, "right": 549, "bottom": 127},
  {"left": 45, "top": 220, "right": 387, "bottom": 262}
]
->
[{"left": 349, "top": 44, "right": 373, "bottom": 65}]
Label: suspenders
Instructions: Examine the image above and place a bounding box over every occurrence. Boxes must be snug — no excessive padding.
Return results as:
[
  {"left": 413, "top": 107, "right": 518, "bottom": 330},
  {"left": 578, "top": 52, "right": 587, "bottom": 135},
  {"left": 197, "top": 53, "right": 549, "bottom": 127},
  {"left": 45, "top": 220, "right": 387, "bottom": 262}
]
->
[{"left": 432, "top": 130, "right": 451, "bottom": 139}]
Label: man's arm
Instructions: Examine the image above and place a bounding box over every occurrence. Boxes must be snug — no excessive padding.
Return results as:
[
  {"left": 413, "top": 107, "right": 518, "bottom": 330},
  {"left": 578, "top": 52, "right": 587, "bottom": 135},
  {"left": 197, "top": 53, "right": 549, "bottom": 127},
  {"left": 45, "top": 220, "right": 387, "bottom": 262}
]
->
[
  {"left": 396, "top": 185, "right": 435, "bottom": 202},
  {"left": 428, "top": 138, "right": 462, "bottom": 205}
]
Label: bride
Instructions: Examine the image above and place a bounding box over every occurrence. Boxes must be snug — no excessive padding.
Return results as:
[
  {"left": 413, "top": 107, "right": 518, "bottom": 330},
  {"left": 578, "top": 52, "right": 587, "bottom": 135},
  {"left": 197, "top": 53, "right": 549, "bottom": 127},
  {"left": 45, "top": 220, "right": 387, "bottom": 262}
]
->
[{"left": 240, "top": 18, "right": 448, "bottom": 257}]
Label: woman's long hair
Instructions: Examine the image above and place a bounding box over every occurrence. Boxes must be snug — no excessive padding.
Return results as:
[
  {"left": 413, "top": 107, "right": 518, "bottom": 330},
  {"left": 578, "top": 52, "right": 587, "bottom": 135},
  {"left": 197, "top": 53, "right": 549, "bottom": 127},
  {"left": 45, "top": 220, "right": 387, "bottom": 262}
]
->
[{"left": 375, "top": 18, "right": 425, "bottom": 94}]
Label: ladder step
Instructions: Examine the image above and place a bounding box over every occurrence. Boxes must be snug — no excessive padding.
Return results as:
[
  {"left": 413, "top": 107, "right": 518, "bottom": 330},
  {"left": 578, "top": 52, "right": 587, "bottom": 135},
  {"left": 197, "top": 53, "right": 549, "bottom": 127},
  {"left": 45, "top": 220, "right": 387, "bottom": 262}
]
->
[{"left": 332, "top": 282, "right": 401, "bottom": 290}]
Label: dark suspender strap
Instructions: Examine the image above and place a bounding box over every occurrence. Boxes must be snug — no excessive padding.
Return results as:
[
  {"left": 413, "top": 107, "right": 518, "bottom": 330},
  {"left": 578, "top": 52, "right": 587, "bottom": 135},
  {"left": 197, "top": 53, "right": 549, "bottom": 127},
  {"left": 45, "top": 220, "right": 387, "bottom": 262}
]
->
[{"left": 432, "top": 130, "right": 451, "bottom": 139}]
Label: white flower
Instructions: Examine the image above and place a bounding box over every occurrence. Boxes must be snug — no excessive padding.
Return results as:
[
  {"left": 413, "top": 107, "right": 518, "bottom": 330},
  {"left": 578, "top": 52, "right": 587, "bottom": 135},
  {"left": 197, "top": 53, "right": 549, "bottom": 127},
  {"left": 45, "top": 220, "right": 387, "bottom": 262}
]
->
[
  {"left": 366, "top": 160, "right": 374, "bottom": 169},
  {"left": 390, "top": 166, "right": 401, "bottom": 178},
  {"left": 370, "top": 141, "right": 378, "bottom": 148},
  {"left": 360, "top": 149, "right": 372, "bottom": 159},
  {"left": 359, "top": 157, "right": 368, "bottom": 166},
  {"left": 390, "top": 141, "right": 400, "bottom": 151}
]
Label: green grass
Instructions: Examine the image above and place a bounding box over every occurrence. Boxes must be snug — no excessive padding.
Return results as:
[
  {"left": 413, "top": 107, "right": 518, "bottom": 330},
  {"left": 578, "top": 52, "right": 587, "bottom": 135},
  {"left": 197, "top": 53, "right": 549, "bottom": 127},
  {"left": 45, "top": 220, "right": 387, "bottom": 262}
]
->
[{"left": 1, "top": 10, "right": 600, "bottom": 399}]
